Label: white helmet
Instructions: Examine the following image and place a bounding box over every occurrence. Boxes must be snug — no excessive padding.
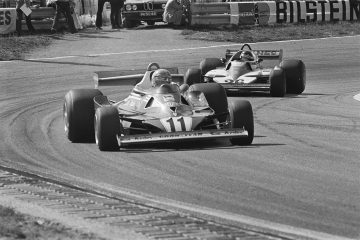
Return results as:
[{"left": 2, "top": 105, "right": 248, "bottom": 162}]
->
[
  {"left": 240, "top": 51, "right": 255, "bottom": 61},
  {"left": 151, "top": 69, "right": 172, "bottom": 87}
]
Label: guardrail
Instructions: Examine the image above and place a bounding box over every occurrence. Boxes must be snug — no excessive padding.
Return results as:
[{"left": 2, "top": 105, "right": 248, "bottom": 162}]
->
[{"left": 190, "top": 0, "right": 360, "bottom": 26}]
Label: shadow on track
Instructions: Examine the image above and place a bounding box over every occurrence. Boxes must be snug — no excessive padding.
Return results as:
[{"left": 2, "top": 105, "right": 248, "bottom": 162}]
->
[{"left": 24, "top": 59, "right": 111, "bottom": 67}]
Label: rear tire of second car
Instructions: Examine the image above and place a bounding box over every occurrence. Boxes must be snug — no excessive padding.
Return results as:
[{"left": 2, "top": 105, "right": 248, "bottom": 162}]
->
[
  {"left": 200, "top": 58, "right": 224, "bottom": 76},
  {"left": 184, "top": 68, "right": 202, "bottom": 86},
  {"left": 269, "top": 67, "right": 286, "bottom": 97},
  {"left": 280, "top": 59, "right": 306, "bottom": 94}
]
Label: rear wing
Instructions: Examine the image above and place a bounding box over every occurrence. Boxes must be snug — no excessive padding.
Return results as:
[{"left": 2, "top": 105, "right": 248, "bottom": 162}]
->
[
  {"left": 94, "top": 72, "right": 143, "bottom": 88},
  {"left": 93, "top": 67, "right": 183, "bottom": 88},
  {"left": 225, "top": 49, "right": 283, "bottom": 61}
]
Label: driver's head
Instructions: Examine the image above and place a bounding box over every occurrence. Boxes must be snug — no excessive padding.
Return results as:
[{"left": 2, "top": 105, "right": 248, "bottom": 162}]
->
[
  {"left": 151, "top": 69, "right": 172, "bottom": 87},
  {"left": 240, "top": 51, "right": 254, "bottom": 61}
]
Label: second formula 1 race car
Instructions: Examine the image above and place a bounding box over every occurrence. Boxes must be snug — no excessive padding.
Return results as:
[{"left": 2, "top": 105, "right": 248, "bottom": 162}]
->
[
  {"left": 63, "top": 63, "right": 254, "bottom": 151},
  {"left": 184, "top": 44, "right": 306, "bottom": 97}
]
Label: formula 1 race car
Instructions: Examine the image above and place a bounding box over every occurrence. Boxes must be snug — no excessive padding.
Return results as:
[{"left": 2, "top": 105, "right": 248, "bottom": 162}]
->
[
  {"left": 184, "top": 44, "right": 306, "bottom": 97},
  {"left": 63, "top": 63, "right": 254, "bottom": 151}
]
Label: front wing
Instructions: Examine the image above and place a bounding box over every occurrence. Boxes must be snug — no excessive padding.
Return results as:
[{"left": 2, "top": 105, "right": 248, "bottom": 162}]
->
[{"left": 117, "top": 128, "right": 248, "bottom": 146}]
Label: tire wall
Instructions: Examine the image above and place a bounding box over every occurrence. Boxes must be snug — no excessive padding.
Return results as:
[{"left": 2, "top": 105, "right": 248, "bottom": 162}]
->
[{"left": 190, "top": 0, "right": 360, "bottom": 26}]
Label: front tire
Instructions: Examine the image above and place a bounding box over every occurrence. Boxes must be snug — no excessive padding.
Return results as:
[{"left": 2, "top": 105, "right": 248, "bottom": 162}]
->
[
  {"left": 189, "top": 83, "right": 228, "bottom": 123},
  {"left": 63, "top": 89, "right": 103, "bottom": 142},
  {"left": 280, "top": 59, "right": 306, "bottom": 94},
  {"left": 228, "top": 99, "right": 254, "bottom": 145},
  {"left": 95, "top": 106, "right": 121, "bottom": 151}
]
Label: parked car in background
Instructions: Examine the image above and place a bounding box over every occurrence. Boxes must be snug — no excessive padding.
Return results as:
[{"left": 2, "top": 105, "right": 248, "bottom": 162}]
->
[{"left": 122, "top": 0, "right": 167, "bottom": 28}]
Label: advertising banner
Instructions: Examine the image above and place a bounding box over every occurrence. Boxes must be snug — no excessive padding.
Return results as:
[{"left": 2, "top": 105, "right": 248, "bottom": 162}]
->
[
  {"left": 0, "top": 8, "right": 16, "bottom": 34},
  {"left": 190, "top": 0, "right": 359, "bottom": 26},
  {"left": 256, "top": 2, "right": 271, "bottom": 25},
  {"left": 229, "top": 2, "right": 255, "bottom": 25},
  {"left": 262, "top": 0, "right": 359, "bottom": 24}
]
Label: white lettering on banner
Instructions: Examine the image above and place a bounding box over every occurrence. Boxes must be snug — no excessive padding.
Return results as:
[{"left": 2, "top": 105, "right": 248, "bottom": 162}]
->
[
  {"left": 273, "top": 0, "right": 359, "bottom": 23},
  {"left": 0, "top": 8, "right": 16, "bottom": 34},
  {"left": 239, "top": 12, "right": 254, "bottom": 17}
]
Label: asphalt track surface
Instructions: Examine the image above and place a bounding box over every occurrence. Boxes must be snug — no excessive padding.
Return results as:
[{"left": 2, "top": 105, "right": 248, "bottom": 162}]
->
[{"left": 1, "top": 27, "right": 360, "bottom": 239}]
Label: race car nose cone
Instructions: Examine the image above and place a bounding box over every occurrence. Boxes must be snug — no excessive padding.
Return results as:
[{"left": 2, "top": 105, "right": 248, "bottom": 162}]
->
[{"left": 229, "top": 62, "right": 251, "bottom": 80}]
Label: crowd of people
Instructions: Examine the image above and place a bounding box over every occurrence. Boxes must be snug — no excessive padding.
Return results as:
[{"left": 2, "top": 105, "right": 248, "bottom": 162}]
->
[
  {"left": 14, "top": 0, "right": 190, "bottom": 36},
  {"left": 96, "top": 0, "right": 123, "bottom": 29}
]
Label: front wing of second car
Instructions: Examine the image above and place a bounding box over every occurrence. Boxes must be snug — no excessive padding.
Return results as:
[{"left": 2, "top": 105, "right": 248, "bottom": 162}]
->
[{"left": 205, "top": 68, "right": 273, "bottom": 93}]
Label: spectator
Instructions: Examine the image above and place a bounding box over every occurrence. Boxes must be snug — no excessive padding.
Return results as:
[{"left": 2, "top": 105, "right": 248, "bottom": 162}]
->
[
  {"left": 95, "top": 0, "right": 107, "bottom": 30},
  {"left": 163, "top": 0, "right": 189, "bottom": 26},
  {"left": 50, "top": 0, "right": 77, "bottom": 34},
  {"left": 15, "top": 0, "right": 36, "bottom": 36},
  {"left": 109, "top": 0, "right": 123, "bottom": 29}
]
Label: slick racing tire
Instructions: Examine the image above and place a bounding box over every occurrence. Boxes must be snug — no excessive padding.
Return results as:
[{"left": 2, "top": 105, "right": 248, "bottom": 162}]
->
[
  {"left": 95, "top": 106, "right": 121, "bottom": 151},
  {"left": 184, "top": 68, "right": 202, "bottom": 86},
  {"left": 189, "top": 83, "right": 228, "bottom": 123},
  {"left": 269, "top": 67, "right": 286, "bottom": 97},
  {"left": 228, "top": 99, "right": 254, "bottom": 145},
  {"left": 200, "top": 58, "right": 224, "bottom": 76},
  {"left": 63, "top": 89, "right": 103, "bottom": 142},
  {"left": 280, "top": 59, "right": 306, "bottom": 94}
]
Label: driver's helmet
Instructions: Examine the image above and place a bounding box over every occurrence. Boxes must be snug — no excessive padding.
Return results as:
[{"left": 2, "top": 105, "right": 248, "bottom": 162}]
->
[
  {"left": 151, "top": 69, "right": 172, "bottom": 87},
  {"left": 240, "top": 50, "right": 255, "bottom": 61}
]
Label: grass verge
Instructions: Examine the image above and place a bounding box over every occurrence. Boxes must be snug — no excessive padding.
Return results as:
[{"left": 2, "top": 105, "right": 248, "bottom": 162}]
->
[
  {"left": 0, "top": 205, "right": 103, "bottom": 240},
  {"left": 182, "top": 21, "right": 360, "bottom": 42},
  {"left": 0, "top": 34, "right": 52, "bottom": 61}
]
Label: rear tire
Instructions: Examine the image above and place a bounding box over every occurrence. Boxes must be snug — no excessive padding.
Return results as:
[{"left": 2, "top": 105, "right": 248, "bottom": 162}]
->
[
  {"left": 95, "top": 106, "right": 121, "bottom": 151},
  {"left": 184, "top": 68, "right": 202, "bottom": 86},
  {"left": 200, "top": 58, "right": 224, "bottom": 75},
  {"left": 189, "top": 83, "right": 228, "bottom": 122},
  {"left": 280, "top": 59, "right": 306, "bottom": 94},
  {"left": 228, "top": 99, "right": 254, "bottom": 145},
  {"left": 270, "top": 67, "right": 286, "bottom": 97},
  {"left": 63, "top": 89, "right": 103, "bottom": 142}
]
